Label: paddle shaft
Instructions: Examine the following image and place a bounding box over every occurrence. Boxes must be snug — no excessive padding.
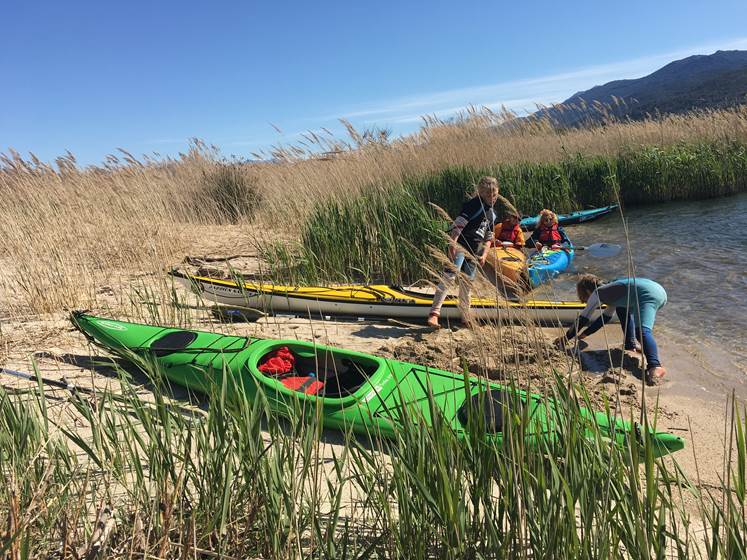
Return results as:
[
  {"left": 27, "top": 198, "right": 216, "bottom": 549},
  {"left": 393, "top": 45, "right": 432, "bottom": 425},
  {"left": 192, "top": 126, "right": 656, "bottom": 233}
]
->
[
  {"left": 0, "top": 367, "right": 93, "bottom": 394},
  {"left": 557, "top": 243, "right": 622, "bottom": 257},
  {"left": 1, "top": 367, "right": 204, "bottom": 416}
]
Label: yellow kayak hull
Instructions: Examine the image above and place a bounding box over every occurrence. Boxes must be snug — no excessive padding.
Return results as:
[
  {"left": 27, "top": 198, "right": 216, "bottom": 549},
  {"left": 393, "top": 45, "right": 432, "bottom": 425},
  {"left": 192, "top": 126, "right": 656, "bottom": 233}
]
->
[
  {"left": 170, "top": 270, "right": 586, "bottom": 325},
  {"left": 485, "top": 247, "right": 527, "bottom": 283}
]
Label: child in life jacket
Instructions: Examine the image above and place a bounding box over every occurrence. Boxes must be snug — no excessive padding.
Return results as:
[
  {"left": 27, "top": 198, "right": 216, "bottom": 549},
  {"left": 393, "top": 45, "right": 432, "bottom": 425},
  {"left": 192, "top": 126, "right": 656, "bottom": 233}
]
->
[
  {"left": 494, "top": 211, "right": 525, "bottom": 249},
  {"left": 526, "top": 209, "right": 570, "bottom": 251}
]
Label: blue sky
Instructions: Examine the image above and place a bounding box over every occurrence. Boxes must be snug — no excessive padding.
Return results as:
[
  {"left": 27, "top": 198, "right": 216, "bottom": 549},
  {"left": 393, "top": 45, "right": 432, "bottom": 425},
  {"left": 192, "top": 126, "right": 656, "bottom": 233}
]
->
[{"left": 3, "top": 0, "right": 747, "bottom": 165}]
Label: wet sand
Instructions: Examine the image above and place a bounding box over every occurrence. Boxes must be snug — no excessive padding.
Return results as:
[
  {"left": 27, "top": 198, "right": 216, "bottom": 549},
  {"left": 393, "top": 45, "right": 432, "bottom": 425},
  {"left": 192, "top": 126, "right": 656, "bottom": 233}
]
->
[{"left": 578, "top": 324, "right": 746, "bottom": 514}]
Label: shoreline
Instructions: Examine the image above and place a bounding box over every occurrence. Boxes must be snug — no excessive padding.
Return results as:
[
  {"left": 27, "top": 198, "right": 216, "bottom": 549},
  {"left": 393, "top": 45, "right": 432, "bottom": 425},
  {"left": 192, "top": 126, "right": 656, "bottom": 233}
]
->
[{"left": 1, "top": 259, "right": 745, "bottom": 532}]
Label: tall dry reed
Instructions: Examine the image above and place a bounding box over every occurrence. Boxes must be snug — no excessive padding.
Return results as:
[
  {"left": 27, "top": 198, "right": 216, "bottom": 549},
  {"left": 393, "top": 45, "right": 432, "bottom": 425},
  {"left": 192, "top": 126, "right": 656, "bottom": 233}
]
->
[{"left": 3, "top": 107, "right": 747, "bottom": 313}]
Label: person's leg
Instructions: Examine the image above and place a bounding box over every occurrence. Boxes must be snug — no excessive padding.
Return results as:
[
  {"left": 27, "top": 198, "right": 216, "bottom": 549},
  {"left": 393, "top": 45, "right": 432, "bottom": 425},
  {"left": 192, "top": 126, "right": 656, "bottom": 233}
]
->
[
  {"left": 636, "top": 284, "right": 667, "bottom": 381},
  {"left": 458, "top": 257, "right": 478, "bottom": 325},
  {"left": 639, "top": 326, "right": 661, "bottom": 368},
  {"left": 429, "top": 251, "right": 465, "bottom": 325},
  {"left": 609, "top": 279, "right": 667, "bottom": 382},
  {"left": 632, "top": 300, "right": 666, "bottom": 381},
  {"left": 637, "top": 283, "right": 667, "bottom": 331},
  {"left": 616, "top": 307, "right": 639, "bottom": 350},
  {"left": 607, "top": 286, "right": 642, "bottom": 351}
]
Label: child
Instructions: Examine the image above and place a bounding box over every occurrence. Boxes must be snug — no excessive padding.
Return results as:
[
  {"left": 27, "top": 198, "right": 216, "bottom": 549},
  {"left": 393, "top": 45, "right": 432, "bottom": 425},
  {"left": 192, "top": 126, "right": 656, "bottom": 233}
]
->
[
  {"left": 427, "top": 176, "right": 500, "bottom": 328},
  {"left": 494, "top": 210, "right": 525, "bottom": 249},
  {"left": 526, "top": 209, "right": 570, "bottom": 251},
  {"left": 556, "top": 274, "right": 668, "bottom": 384}
]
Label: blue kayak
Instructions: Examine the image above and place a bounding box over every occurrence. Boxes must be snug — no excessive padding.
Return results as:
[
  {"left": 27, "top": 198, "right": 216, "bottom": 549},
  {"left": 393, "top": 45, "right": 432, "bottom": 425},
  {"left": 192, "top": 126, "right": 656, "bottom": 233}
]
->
[
  {"left": 520, "top": 204, "right": 619, "bottom": 232},
  {"left": 528, "top": 247, "right": 575, "bottom": 288}
]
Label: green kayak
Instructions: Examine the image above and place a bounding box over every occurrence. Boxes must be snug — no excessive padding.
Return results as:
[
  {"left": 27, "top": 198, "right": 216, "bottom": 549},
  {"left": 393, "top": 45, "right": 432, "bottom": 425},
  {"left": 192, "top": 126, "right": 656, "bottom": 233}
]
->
[{"left": 70, "top": 312, "right": 684, "bottom": 458}]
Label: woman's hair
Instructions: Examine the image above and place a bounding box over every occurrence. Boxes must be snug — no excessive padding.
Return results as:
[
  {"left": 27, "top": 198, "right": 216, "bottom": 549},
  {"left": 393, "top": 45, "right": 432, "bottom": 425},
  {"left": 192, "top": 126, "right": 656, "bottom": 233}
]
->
[
  {"left": 503, "top": 209, "right": 520, "bottom": 220},
  {"left": 476, "top": 176, "right": 499, "bottom": 196},
  {"left": 576, "top": 273, "right": 602, "bottom": 298},
  {"left": 539, "top": 208, "right": 558, "bottom": 225}
]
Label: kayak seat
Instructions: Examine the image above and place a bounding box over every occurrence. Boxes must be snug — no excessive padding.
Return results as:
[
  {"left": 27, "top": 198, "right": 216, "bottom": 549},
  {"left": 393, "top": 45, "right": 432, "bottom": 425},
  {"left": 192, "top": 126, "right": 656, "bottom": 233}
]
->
[
  {"left": 292, "top": 354, "right": 376, "bottom": 398},
  {"left": 280, "top": 376, "right": 324, "bottom": 395},
  {"left": 150, "top": 331, "right": 198, "bottom": 357},
  {"left": 457, "top": 389, "right": 510, "bottom": 434},
  {"left": 256, "top": 348, "right": 326, "bottom": 395}
]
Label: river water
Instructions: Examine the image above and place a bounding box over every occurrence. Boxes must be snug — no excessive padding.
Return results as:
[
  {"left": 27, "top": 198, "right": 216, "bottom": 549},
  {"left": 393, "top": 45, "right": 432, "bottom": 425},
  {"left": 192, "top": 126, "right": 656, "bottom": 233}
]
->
[{"left": 536, "top": 193, "right": 747, "bottom": 376}]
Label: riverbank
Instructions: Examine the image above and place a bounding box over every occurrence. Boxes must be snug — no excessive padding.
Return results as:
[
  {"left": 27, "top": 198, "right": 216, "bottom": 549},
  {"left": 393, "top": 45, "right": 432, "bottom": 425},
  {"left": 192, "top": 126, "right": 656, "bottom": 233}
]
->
[
  {"left": 1, "top": 284, "right": 744, "bottom": 556},
  {"left": 1, "top": 214, "right": 745, "bottom": 556}
]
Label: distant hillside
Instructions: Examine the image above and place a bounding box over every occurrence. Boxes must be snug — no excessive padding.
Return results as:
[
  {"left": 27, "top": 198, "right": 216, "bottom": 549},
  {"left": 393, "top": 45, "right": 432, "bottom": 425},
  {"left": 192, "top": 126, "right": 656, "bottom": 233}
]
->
[{"left": 535, "top": 50, "right": 747, "bottom": 126}]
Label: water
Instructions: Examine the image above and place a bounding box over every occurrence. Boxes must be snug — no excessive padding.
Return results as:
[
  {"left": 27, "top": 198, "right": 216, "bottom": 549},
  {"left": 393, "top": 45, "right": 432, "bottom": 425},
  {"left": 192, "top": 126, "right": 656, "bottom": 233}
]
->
[{"left": 539, "top": 193, "right": 747, "bottom": 368}]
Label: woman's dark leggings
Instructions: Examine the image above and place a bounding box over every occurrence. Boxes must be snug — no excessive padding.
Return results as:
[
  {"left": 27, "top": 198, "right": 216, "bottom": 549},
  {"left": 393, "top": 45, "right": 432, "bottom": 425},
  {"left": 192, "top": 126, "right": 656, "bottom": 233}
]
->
[{"left": 616, "top": 307, "right": 661, "bottom": 368}]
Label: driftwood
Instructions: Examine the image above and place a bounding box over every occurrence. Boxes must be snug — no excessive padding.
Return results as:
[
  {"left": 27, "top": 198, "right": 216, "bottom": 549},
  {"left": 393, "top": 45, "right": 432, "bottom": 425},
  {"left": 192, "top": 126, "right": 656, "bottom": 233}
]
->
[
  {"left": 183, "top": 253, "right": 256, "bottom": 265},
  {"left": 194, "top": 265, "right": 228, "bottom": 278}
]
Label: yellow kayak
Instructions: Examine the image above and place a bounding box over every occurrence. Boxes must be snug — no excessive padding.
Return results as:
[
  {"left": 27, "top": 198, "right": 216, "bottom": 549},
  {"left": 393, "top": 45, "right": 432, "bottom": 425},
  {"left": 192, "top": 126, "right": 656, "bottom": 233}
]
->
[
  {"left": 485, "top": 246, "right": 527, "bottom": 283},
  {"left": 169, "top": 270, "right": 585, "bottom": 325}
]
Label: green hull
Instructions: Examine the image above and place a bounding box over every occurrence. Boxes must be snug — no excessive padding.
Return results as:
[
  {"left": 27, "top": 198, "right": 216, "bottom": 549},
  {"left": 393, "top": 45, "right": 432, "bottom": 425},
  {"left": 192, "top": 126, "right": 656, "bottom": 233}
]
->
[{"left": 70, "top": 312, "right": 684, "bottom": 458}]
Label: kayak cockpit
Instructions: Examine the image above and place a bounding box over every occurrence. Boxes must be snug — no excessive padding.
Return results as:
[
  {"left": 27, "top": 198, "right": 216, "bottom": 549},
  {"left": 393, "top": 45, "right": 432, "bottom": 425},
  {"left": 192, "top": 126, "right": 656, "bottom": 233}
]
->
[
  {"left": 456, "top": 388, "right": 529, "bottom": 434},
  {"left": 248, "top": 340, "right": 384, "bottom": 399},
  {"left": 150, "top": 331, "right": 199, "bottom": 356}
]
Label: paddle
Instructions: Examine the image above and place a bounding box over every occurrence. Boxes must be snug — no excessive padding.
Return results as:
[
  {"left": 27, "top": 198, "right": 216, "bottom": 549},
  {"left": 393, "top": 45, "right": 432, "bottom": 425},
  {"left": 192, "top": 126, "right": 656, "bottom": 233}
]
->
[
  {"left": 565, "top": 243, "right": 622, "bottom": 257},
  {"left": 531, "top": 242, "right": 622, "bottom": 258},
  {"left": 1, "top": 367, "right": 90, "bottom": 394}
]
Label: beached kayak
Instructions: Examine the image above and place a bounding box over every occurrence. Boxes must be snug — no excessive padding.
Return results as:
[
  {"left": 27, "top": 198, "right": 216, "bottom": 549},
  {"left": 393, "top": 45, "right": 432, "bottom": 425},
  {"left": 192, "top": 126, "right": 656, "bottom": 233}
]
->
[
  {"left": 70, "top": 312, "right": 685, "bottom": 458},
  {"left": 520, "top": 204, "right": 619, "bottom": 232},
  {"left": 169, "top": 270, "right": 584, "bottom": 325},
  {"left": 484, "top": 246, "right": 527, "bottom": 284},
  {"left": 527, "top": 247, "right": 575, "bottom": 288}
]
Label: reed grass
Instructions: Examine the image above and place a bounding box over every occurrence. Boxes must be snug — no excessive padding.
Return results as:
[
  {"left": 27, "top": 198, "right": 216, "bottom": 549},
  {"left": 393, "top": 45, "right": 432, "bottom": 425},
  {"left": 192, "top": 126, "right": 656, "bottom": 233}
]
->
[
  {"left": 3, "top": 108, "right": 747, "bottom": 313},
  {"left": 2, "top": 103, "right": 746, "bottom": 559},
  {"left": 1, "top": 346, "right": 744, "bottom": 558},
  {"left": 265, "top": 139, "right": 747, "bottom": 284}
]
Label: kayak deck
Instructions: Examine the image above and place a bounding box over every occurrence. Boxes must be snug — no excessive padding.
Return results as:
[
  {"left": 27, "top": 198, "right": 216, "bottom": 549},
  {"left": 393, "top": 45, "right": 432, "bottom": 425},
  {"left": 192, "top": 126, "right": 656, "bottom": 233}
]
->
[
  {"left": 484, "top": 246, "right": 527, "bottom": 283},
  {"left": 527, "top": 247, "right": 575, "bottom": 288}
]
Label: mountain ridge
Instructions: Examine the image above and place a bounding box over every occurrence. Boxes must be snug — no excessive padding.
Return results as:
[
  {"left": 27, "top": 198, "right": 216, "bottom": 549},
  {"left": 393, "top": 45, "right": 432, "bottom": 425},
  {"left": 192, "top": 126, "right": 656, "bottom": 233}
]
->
[{"left": 534, "top": 50, "right": 747, "bottom": 126}]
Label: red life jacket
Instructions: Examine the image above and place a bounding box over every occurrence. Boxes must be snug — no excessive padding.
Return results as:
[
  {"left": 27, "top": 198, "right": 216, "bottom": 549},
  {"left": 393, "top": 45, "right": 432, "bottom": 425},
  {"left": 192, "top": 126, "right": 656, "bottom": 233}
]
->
[
  {"left": 279, "top": 376, "right": 324, "bottom": 395},
  {"left": 258, "top": 347, "right": 324, "bottom": 395},
  {"left": 258, "top": 347, "right": 295, "bottom": 375},
  {"left": 537, "top": 224, "right": 562, "bottom": 245},
  {"left": 497, "top": 223, "right": 521, "bottom": 244}
]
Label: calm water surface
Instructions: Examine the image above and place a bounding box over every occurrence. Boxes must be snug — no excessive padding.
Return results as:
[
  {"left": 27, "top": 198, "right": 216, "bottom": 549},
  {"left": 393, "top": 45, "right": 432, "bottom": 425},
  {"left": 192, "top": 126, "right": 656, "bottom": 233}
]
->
[{"left": 537, "top": 193, "right": 747, "bottom": 368}]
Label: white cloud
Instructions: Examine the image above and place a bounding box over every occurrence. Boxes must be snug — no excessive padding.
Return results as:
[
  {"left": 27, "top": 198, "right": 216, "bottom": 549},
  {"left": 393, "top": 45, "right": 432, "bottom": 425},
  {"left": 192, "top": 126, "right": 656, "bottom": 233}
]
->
[
  {"left": 145, "top": 36, "right": 747, "bottom": 156},
  {"left": 318, "top": 36, "right": 747, "bottom": 126}
]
